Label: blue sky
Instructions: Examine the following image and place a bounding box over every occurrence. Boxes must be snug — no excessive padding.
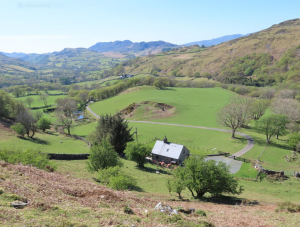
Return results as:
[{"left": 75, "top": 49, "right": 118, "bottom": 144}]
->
[{"left": 0, "top": 0, "right": 299, "bottom": 53}]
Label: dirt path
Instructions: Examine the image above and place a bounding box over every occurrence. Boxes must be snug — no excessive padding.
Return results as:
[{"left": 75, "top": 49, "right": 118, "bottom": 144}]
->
[{"left": 86, "top": 106, "right": 254, "bottom": 157}]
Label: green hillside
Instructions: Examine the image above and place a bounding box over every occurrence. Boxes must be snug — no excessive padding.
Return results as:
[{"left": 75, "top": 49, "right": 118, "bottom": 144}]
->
[{"left": 120, "top": 19, "right": 300, "bottom": 86}]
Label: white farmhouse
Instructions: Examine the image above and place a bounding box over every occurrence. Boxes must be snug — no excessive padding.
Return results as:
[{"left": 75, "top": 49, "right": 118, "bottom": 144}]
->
[{"left": 151, "top": 137, "right": 190, "bottom": 165}]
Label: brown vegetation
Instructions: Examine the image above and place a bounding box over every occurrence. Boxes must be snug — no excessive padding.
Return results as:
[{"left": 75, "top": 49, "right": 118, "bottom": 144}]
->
[{"left": 0, "top": 161, "right": 291, "bottom": 226}]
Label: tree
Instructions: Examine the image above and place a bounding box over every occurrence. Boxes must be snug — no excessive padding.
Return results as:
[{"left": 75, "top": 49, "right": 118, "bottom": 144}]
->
[
  {"left": 91, "top": 113, "right": 134, "bottom": 153},
  {"left": 35, "top": 111, "right": 44, "bottom": 121},
  {"left": 193, "top": 72, "right": 201, "bottom": 78},
  {"left": 39, "top": 94, "right": 49, "bottom": 107},
  {"left": 169, "top": 156, "right": 243, "bottom": 198},
  {"left": 12, "top": 88, "right": 22, "bottom": 97},
  {"left": 255, "top": 114, "right": 289, "bottom": 143},
  {"left": 167, "top": 167, "right": 187, "bottom": 199},
  {"left": 25, "top": 97, "right": 34, "bottom": 108},
  {"left": 124, "top": 142, "right": 151, "bottom": 167},
  {"left": 16, "top": 110, "right": 37, "bottom": 138},
  {"left": 260, "top": 88, "right": 275, "bottom": 100},
  {"left": 55, "top": 98, "right": 77, "bottom": 135},
  {"left": 0, "top": 90, "right": 15, "bottom": 118},
  {"left": 217, "top": 98, "right": 250, "bottom": 138},
  {"left": 86, "top": 137, "right": 122, "bottom": 172},
  {"left": 153, "top": 78, "right": 170, "bottom": 90},
  {"left": 44, "top": 88, "right": 49, "bottom": 95},
  {"left": 288, "top": 133, "right": 300, "bottom": 151},
  {"left": 244, "top": 67, "right": 254, "bottom": 76},
  {"left": 10, "top": 123, "right": 26, "bottom": 137},
  {"left": 271, "top": 99, "right": 300, "bottom": 122},
  {"left": 249, "top": 99, "right": 270, "bottom": 120},
  {"left": 37, "top": 118, "right": 51, "bottom": 132}
]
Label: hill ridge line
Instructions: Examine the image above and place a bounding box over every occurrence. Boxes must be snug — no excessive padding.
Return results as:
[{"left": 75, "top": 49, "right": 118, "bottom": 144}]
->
[{"left": 86, "top": 106, "right": 255, "bottom": 157}]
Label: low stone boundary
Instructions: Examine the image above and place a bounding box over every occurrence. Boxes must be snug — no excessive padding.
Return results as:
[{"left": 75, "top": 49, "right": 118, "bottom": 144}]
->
[{"left": 47, "top": 153, "right": 90, "bottom": 160}]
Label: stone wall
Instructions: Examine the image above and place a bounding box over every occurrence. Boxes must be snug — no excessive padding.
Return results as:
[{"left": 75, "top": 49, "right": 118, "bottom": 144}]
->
[{"left": 47, "top": 153, "right": 90, "bottom": 160}]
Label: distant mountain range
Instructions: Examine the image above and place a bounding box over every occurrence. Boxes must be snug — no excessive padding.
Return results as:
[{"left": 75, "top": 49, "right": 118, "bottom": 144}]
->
[
  {"left": 183, "top": 34, "right": 249, "bottom": 47},
  {"left": 0, "top": 34, "right": 253, "bottom": 61},
  {"left": 89, "top": 40, "right": 178, "bottom": 54}
]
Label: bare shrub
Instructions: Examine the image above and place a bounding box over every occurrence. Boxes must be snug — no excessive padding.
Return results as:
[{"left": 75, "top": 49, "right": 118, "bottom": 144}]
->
[{"left": 271, "top": 99, "right": 300, "bottom": 121}]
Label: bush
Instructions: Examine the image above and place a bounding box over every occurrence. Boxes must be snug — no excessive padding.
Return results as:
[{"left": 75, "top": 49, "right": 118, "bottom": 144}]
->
[
  {"left": 96, "top": 166, "right": 136, "bottom": 191},
  {"left": 276, "top": 202, "right": 300, "bottom": 213},
  {"left": 195, "top": 210, "right": 207, "bottom": 216},
  {"left": 0, "top": 148, "right": 56, "bottom": 171},
  {"left": 86, "top": 138, "right": 123, "bottom": 172},
  {"left": 124, "top": 142, "right": 151, "bottom": 167},
  {"left": 10, "top": 123, "right": 26, "bottom": 137},
  {"left": 37, "top": 118, "right": 51, "bottom": 132},
  {"left": 0, "top": 188, "right": 4, "bottom": 195}
]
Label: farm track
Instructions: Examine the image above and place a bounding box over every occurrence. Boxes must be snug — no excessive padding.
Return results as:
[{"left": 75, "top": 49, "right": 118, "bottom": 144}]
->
[{"left": 87, "top": 106, "right": 254, "bottom": 157}]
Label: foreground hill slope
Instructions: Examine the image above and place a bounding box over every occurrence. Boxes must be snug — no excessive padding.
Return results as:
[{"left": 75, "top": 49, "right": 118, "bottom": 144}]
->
[
  {"left": 124, "top": 19, "right": 300, "bottom": 76},
  {"left": 0, "top": 161, "right": 292, "bottom": 227}
]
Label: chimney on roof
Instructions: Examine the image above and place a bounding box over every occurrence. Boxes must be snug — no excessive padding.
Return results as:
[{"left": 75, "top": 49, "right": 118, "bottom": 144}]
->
[{"left": 163, "top": 135, "right": 168, "bottom": 143}]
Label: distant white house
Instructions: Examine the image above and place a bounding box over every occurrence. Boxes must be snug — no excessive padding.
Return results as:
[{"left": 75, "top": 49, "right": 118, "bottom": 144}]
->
[{"left": 151, "top": 137, "right": 190, "bottom": 165}]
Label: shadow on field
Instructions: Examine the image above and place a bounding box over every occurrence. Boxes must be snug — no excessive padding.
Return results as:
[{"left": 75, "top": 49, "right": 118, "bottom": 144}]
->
[
  {"left": 249, "top": 134, "right": 291, "bottom": 150},
  {"left": 199, "top": 195, "right": 259, "bottom": 206},
  {"left": 19, "top": 137, "right": 49, "bottom": 145},
  {"left": 130, "top": 184, "right": 145, "bottom": 192},
  {"left": 135, "top": 166, "right": 172, "bottom": 176}
]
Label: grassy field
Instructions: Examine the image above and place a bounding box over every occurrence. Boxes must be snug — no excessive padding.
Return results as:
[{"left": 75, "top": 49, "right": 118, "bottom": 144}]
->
[
  {"left": 90, "top": 86, "right": 233, "bottom": 128},
  {"left": 88, "top": 85, "right": 299, "bottom": 172},
  {"left": 54, "top": 157, "right": 300, "bottom": 204},
  {"left": 16, "top": 94, "right": 66, "bottom": 108},
  {"left": 0, "top": 129, "right": 89, "bottom": 154}
]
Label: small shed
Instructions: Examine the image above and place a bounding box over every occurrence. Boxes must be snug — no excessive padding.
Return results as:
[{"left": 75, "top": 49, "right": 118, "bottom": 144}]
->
[{"left": 151, "top": 137, "right": 190, "bottom": 165}]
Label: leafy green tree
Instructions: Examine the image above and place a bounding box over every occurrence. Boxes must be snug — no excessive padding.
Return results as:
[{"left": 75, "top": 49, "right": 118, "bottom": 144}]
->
[
  {"left": 193, "top": 72, "right": 201, "bottom": 78},
  {"left": 288, "top": 133, "right": 300, "bottom": 151},
  {"left": 37, "top": 118, "right": 51, "bottom": 132},
  {"left": 10, "top": 123, "right": 26, "bottom": 137},
  {"left": 0, "top": 90, "right": 15, "bottom": 118},
  {"left": 167, "top": 167, "right": 187, "bottom": 199},
  {"left": 169, "top": 156, "right": 243, "bottom": 198},
  {"left": 87, "top": 137, "right": 122, "bottom": 172},
  {"left": 91, "top": 113, "right": 134, "bottom": 153},
  {"left": 244, "top": 67, "right": 254, "bottom": 76},
  {"left": 12, "top": 88, "right": 22, "bottom": 97},
  {"left": 255, "top": 114, "right": 289, "bottom": 143},
  {"left": 124, "top": 142, "right": 151, "bottom": 167}
]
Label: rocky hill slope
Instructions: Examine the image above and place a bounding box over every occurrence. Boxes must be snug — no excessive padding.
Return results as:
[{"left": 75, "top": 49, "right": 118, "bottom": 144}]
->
[{"left": 0, "top": 161, "right": 288, "bottom": 226}]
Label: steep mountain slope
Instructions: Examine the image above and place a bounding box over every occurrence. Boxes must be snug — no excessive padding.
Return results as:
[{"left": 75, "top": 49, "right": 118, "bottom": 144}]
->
[
  {"left": 183, "top": 34, "right": 247, "bottom": 47},
  {"left": 123, "top": 19, "right": 300, "bottom": 78},
  {"left": 89, "top": 40, "right": 178, "bottom": 55}
]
